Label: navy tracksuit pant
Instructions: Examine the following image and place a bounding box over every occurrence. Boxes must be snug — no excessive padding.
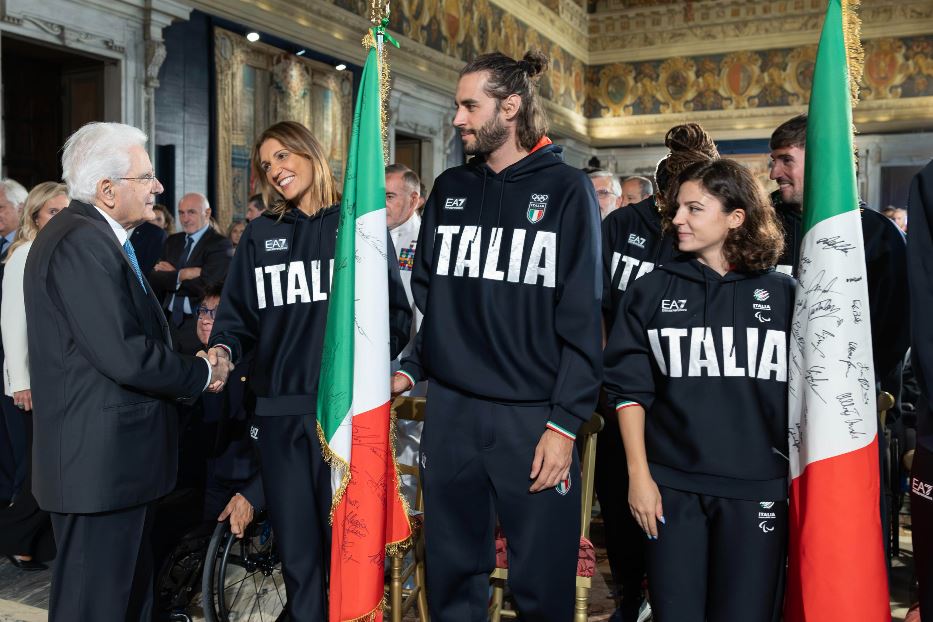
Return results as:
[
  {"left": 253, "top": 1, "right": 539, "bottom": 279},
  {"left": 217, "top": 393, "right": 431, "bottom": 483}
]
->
[
  {"left": 420, "top": 381, "right": 581, "bottom": 622},
  {"left": 253, "top": 414, "right": 331, "bottom": 622},
  {"left": 911, "top": 444, "right": 933, "bottom": 615},
  {"left": 647, "top": 486, "right": 787, "bottom": 622}
]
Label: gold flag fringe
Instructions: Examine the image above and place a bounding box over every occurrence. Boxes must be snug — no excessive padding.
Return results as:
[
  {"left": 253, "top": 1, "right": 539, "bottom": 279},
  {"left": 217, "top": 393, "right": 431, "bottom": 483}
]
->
[
  {"left": 317, "top": 420, "right": 352, "bottom": 526},
  {"left": 385, "top": 407, "right": 415, "bottom": 556},
  {"left": 841, "top": 0, "right": 864, "bottom": 108},
  {"left": 340, "top": 596, "right": 389, "bottom": 622}
]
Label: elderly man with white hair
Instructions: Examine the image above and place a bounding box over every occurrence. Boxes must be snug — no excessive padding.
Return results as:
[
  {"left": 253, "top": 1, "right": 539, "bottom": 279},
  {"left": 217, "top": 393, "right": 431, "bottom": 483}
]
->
[
  {"left": 588, "top": 169, "right": 623, "bottom": 220},
  {"left": 0, "top": 179, "right": 27, "bottom": 257},
  {"left": 23, "top": 122, "right": 233, "bottom": 621}
]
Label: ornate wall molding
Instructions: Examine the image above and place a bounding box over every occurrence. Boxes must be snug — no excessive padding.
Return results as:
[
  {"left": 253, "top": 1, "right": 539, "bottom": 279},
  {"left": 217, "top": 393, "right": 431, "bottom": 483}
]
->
[
  {"left": 489, "top": 0, "right": 588, "bottom": 60},
  {"left": 587, "top": 96, "right": 933, "bottom": 146},
  {"left": 588, "top": 0, "right": 933, "bottom": 64},
  {"left": 1, "top": 11, "right": 127, "bottom": 57}
]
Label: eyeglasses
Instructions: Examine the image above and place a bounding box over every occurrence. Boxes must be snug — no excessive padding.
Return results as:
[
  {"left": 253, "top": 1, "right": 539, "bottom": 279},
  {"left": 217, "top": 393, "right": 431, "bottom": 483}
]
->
[
  {"left": 596, "top": 189, "right": 619, "bottom": 199},
  {"left": 196, "top": 306, "right": 218, "bottom": 320},
  {"left": 116, "top": 174, "right": 159, "bottom": 186}
]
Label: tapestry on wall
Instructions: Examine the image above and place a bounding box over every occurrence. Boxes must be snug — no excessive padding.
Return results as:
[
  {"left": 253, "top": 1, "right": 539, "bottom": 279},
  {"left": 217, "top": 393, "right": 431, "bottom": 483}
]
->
[{"left": 214, "top": 26, "right": 353, "bottom": 227}]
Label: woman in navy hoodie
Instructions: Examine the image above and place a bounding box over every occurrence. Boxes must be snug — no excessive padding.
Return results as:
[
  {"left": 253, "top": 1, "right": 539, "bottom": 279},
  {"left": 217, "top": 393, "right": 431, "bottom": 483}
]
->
[
  {"left": 604, "top": 158, "right": 792, "bottom": 622},
  {"left": 208, "top": 121, "right": 410, "bottom": 622}
]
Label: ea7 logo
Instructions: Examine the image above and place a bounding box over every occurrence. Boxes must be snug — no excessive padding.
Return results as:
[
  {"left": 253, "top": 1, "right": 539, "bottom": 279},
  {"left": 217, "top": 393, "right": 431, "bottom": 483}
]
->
[
  {"left": 444, "top": 197, "right": 466, "bottom": 210},
  {"left": 265, "top": 238, "right": 288, "bottom": 252},
  {"left": 661, "top": 299, "right": 687, "bottom": 313},
  {"left": 627, "top": 234, "right": 646, "bottom": 249},
  {"left": 913, "top": 477, "right": 933, "bottom": 501}
]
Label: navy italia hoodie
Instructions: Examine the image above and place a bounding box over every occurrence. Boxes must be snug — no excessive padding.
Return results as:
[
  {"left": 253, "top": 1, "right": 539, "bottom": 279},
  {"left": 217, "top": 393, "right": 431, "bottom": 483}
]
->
[
  {"left": 210, "top": 206, "right": 411, "bottom": 416},
  {"left": 604, "top": 257, "right": 794, "bottom": 501},
  {"left": 908, "top": 160, "right": 933, "bottom": 452},
  {"left": 601, "top": 195, "right": 677, "bottom": 331},
  {"left": 399, "top": 142, "right": 603, "bottom": 438}
]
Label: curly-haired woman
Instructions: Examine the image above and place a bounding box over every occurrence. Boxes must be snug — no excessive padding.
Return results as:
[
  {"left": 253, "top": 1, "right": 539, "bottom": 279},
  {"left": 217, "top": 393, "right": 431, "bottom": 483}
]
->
[{"left": 604, "top": 158, "right": 791, "bottom": 622}]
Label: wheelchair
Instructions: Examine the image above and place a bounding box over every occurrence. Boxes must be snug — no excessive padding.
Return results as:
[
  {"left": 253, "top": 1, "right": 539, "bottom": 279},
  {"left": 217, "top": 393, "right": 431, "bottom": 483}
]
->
[
  {"left": 201, "top": 513, "right": 287, "bottom": 622},
  {"left": 154, "top": 511, "right": 286, "bottom": 622}
]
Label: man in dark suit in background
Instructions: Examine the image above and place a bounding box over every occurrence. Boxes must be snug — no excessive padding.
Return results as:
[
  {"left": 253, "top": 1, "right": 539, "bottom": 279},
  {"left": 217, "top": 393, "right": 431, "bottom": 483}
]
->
[
  {"left": 149, "top": 193, "right": 232, "bottom": 354},
  {"left": 245, "top": 193, "right": 265, "bottom": 222},
  {"left": 24, "top": 122, "right": 232, "bottom": 622},
  {"left": 129, "top": 218, "right": 167, "bottom": 277}
]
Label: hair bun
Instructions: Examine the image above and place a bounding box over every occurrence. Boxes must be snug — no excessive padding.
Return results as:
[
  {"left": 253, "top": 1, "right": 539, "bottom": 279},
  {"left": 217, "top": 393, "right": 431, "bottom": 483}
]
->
[
  {"left": 664, "top": 122, "right": 719, "bottom": 181},
  {"left": 521, "top": 50, "right": 549, "bottom": 78}
]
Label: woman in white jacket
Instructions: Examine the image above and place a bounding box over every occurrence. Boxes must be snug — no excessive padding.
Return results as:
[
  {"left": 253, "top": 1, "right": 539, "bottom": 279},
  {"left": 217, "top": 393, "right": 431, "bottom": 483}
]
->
[{"left": 0, "top": 181, "right": 67, "bottom": 570}]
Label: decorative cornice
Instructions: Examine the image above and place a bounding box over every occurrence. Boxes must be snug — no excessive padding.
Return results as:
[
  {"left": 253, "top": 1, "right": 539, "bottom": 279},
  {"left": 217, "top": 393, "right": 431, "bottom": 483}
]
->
[
  {"left": 588, "top": 0, "right": 933, "bottom": 64},
  {"left": 1, "top": 12, "right": 127, "bottom": 54},
  {"left": 488, "top": 0, "right": 589, "bottom": 60},
  {"left": 586, "top": 97, "right": 933, "bottom": 146}
]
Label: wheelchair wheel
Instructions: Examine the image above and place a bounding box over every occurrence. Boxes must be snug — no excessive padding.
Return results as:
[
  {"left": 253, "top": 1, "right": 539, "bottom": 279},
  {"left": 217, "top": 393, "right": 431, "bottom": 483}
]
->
[
  {"left": 155, "top": 524, "right": 212, "bottom": 619},
  {"left": 202, "top": 517, "right": 287, "bottom": 621}
]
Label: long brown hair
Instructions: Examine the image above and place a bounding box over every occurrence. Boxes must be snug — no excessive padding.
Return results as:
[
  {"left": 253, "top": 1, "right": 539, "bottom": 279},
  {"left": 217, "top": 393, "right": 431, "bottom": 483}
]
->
[
  {"left": 664, "top": 159, "right": 784, "bottom": 272},
  {"left": 251, "top": 121, "right": 339, "bottom": 218},
  {"left": 460, "top": 50, "right": 549, "bottom": 151}
]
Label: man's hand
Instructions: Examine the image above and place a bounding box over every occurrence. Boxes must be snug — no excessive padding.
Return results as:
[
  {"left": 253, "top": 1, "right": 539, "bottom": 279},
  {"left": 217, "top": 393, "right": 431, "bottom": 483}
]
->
[
  {"left": 208, "top": 347, "right": 233, "bottom": 392},
  {"left": 218, "top": 493, "right": 254, "bottom": 539},
  {"left": 198, "top": 348, "right": 233, "bottom": 392},
  {"left": 391, "top": 373, "right": 412, "bottom": 397},
  {"left": 178, "top": 267, "right": 202, "bottom": 281},
  {"left": 529, "top": 428, "right": 574, "bottom": 492},
  {"left": 153, "top": 260, "right": 175, "bottom": 272},
  {"left": 12, "top": 390, "right": 32, "bottom": 412}
]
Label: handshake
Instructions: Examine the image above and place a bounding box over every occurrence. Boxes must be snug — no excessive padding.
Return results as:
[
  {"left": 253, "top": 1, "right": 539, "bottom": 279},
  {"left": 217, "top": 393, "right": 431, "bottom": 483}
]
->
[{"left": 196, "top": 347, "right": 235, "bottom": 393}]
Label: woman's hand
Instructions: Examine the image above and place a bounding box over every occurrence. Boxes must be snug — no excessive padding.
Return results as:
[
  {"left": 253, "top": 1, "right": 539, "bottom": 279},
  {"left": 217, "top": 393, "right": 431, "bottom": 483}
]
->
[
  {"left": 12, "top": 390, "right": 32, "bottom": 412},
  {"left": 628, "top": 472, "right": 664, "bottom": 539}
]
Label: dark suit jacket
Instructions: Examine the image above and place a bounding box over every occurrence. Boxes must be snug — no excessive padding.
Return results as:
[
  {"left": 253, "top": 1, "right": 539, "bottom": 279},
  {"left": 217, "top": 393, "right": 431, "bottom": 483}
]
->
[
  {"left": 178, "top": 356, "right": 264, "bottom": 509},
  {"left": 24, "top": 200, "right": 210, "bottom": 514},
  {"left": 148, "top": 227, "right": 232, "bottom": 312},
  {"left": 130, "top": 221, "right": 167, "bottom": 277}
]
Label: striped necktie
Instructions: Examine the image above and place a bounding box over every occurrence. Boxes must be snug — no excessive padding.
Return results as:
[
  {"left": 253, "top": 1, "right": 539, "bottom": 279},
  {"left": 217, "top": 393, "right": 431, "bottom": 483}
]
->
[{"left": 123, "top": 239, "right": 147, "bottom": 293}]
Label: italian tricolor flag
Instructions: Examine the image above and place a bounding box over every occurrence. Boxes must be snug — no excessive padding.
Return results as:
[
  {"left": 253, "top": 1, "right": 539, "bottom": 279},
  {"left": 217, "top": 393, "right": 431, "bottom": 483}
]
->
[
  {"left": 785, "top": 1, "right": 890, "bottom": 619},
  {"left": 317, "top": 41, "right": 411, "bottom": 622}
]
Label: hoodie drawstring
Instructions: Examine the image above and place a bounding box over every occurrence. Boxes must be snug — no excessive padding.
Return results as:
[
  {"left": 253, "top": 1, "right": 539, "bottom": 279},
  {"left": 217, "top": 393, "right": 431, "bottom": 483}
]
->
[
  {"left": 730, "top": 281, "right": 737, "bottom": 358},
  {"left": 472, "top": 168, "right": 489, "bottom": 245},
  {"left": 495, "top": 169, "right": 509, "bottom": 232}
]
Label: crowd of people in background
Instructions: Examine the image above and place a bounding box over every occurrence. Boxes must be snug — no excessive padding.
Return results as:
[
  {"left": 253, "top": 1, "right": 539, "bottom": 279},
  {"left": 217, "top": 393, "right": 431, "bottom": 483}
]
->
[{"left": 0, "top": 46, "right": 924, "bottom": 622}]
